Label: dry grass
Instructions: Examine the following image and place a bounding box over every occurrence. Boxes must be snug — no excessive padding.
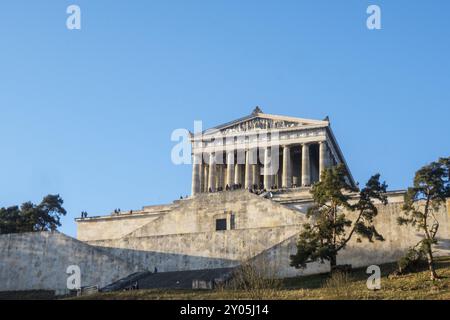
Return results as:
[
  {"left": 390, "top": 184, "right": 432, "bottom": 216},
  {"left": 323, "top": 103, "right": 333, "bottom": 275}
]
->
[
  {"left": 321, "top": 271, "right": 354, "bottom": 299},
  {"left": 69, "top": 256, "right": 450, "bottom": 300},
  {"left": 221, "top": 259, "right": 283, "bottom": 300}
]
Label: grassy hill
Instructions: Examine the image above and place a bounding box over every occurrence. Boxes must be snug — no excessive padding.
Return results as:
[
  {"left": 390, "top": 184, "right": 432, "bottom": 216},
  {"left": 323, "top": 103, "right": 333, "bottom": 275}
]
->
[{"left": 73, "top": 256, "right": 450, "bottom": 300}]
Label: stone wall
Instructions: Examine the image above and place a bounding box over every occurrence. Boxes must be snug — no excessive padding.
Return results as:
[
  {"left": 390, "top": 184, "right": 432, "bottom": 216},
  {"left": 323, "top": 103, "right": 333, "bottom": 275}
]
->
[
  {"left": 89, "top": 225, "right": 301, "bottom": 272},
  {"left": 0, "top": 232, "right": 139, "bottom": 294},
  {"left": 86, "top": 191, "right": 307, "bottom": 272},
  {"left": 2, "top": 192, "right": 450, "bottom": 293},
  {"left": 256, "top": 199, "right": 450, "bottom": 277},
  {"left": 82, "top": 190, "right": 450, "bottom": 278},
  {"left": 78, "top": 191, "right": 305, "bottom": 240},
  {"left": 124, "top": 191, "right": 305, "bottom": 237},
  {"left": 77, "top": 211, "right": 168, "bottom": 241}
]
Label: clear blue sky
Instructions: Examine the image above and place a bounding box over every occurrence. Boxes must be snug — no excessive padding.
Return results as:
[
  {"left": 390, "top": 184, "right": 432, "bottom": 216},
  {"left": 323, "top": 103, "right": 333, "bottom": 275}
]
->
[{"left": 1, "top": 1, "right": 449, "bottom": 237}]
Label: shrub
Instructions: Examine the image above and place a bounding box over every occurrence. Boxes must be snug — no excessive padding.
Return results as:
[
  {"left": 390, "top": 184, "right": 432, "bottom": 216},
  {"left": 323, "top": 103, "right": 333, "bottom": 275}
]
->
[{"left": 397, "top": 247, "right": 427, "bottom": 275}]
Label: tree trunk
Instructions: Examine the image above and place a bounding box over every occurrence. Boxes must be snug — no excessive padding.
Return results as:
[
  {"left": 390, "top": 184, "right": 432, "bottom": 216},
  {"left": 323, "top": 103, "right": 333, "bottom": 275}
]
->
[
  {"left": 423, "top": 197, "right": 438, "bottom": 281},
  {"left": 425, "top": 246, "right": 438, "bottom": 281},
  {"left": 330, "top": 254, "right": 337, "bottom": 271}
]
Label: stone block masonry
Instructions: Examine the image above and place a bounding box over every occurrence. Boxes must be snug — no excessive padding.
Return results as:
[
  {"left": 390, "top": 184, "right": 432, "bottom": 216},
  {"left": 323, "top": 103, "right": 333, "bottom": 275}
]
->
[
  {"left": 78, "top": 190, "right": 450, "bottom": 278},
  {"left": 2, "top": 190, "right": 450, "bottom": 293},
  {"left": 0, "top": 232, "right": 139, "bottom": 294}
]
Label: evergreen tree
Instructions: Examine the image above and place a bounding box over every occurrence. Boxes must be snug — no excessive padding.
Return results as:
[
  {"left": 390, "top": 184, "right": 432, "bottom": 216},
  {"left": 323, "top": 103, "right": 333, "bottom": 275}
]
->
[
  {"left": 398, "top": 157, "right": 450, "bottom": 280},
  {"left": 0, "top": 194, "right": 66, "bottom": 234},
  {"left": 290, "top": 164, "right": 388, "bottom": 270}
]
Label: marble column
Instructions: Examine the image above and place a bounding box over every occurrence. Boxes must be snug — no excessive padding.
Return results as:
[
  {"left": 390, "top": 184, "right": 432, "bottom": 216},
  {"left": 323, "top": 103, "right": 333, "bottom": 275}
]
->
[
  {"left": 220, "top": 164, "right": 227, "bottom": 190},
  {"left": 208, "top": 153, "right": 216, "bottom": 192},
  {"left": 226, "top": 151, "right": 235, "bottom": 188},
  {"left": 301, "top": 143, "right": 311, "bottom": 186},
  {"left": 203, "top": 164, "right": 209, "bottom": 192},
  {"left": 234, "top": 163, "right": 241, "bottom": 186},
  {"left": 244, "top": 150, "right": 252, "bottom": 189},
  {"left": 191, "top": 154, "right": 201, "bottom": 195},
  {"left": 319, "top": 141, "right": 327, "bottom": 181},
  {"left": 252, "top": 163, "right": 260, "bottom": 187},
  {"left": 199, "top": 160, "right": 205, "bottom": 193},
  {"left": 263, "top": 148, "right": 271, "bottom": 189},
  {"left": 282, "top": 145, "right": 292, "bottom": 188},
  {"left": 217, "top": 165, "right": 223, "bottom": 190}
]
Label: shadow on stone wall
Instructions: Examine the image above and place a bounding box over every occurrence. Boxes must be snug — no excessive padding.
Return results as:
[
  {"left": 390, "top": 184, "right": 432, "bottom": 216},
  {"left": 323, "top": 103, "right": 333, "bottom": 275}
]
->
[
  {"left": 0, "top": 231, "right": 141, "bottom": 292},
  {"left": 93, "top": 245, "right": 240, "bottom": 273},
  {"left": 0, "top": 231, "right": 241, "bottom": 292},
  {"left": 1, "top": 230, "right": 449, "bottom": 292},
  {"left": 252, "top": 231, "right": 450, "bottom": 278}
]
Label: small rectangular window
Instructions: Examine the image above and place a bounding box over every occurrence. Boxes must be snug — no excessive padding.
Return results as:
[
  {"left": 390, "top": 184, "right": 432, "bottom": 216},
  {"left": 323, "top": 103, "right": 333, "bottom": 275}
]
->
[
  {"left": 230, "top": 214, "right": 236, "bottom": 230},
  {"left": 215, "top": 218, "right": 227, "bottom": 231}
]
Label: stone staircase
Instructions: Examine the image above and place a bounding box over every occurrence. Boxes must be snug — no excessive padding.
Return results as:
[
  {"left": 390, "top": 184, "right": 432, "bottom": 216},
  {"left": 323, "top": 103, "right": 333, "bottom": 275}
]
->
[
  {"left": 101, "top": 271, "right": 153, "bottom": 292},
  {"left": 101, "top": 267, "right": 236, "bottom": 291}
]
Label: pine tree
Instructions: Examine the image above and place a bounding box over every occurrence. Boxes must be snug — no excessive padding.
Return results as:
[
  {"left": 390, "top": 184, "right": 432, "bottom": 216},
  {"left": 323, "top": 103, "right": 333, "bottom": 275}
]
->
[
  {"left": 290, "top": 164, "right": 388, "bottom": 270},
  {"left": 0, "top": 194, "right": 66, "bottom": 234},
  {"left": 398, "top": 157, "right": 450, "bottom": 281}
]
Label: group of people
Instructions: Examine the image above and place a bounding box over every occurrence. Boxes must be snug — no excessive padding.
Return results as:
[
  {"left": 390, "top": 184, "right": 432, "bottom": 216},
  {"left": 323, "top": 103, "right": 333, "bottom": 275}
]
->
[
  {"left": 80, "top": 211, "right": 88, "bottom": 218},
  {"left": 111, "top": 208, "right": 138, "bottom": 216},
  {"left": 206, "top": 182, "right": 283, "bottom": 195}
]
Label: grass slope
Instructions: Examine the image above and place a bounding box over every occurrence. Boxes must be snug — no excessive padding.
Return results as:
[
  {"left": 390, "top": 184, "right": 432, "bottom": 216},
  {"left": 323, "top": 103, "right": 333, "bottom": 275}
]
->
[{"left": 73, "top": 256, "right": 450, "bottom": 300}]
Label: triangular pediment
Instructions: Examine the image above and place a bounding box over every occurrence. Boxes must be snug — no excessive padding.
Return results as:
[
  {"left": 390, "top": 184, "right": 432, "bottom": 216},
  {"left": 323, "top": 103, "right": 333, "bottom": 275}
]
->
[{"left": 206, "top": 110, "right": 329, "bottom": 135}]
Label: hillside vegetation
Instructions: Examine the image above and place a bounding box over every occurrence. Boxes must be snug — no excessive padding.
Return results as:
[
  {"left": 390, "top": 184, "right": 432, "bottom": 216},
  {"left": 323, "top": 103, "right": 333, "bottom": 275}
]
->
[{"left": 73, "top": 256, "right": 450, "bottom": 300}]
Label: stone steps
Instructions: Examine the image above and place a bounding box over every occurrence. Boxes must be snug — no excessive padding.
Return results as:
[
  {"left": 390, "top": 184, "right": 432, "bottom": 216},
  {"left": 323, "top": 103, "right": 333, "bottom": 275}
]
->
[{"left": 102, "top": 268, "right": 235, "bottom": 291}]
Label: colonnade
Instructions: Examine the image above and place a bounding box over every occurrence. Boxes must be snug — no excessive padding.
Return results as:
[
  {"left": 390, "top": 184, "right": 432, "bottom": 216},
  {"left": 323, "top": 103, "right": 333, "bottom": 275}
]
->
[{"left": 191, "top": 141, "right": 332, "bottom": 195}]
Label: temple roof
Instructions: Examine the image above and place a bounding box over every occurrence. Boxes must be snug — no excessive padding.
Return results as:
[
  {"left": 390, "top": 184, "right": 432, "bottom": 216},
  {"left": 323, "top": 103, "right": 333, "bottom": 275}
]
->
[
  {"left": 193, "top": 107, "right": 356, "bottom": 188},
  {"left": 206, "top": 107, "right": 329, "bottom": 134}
]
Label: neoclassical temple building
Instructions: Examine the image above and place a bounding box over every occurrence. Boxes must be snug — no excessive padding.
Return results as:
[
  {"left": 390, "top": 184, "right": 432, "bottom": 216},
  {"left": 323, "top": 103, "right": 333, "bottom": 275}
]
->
[
  {"left": 69, "top": 108, "right": 448, "bottom": 280},
  {"left": 68, "top": 108, "right": 448, "bottom": 278},
  {"left": 190, "top": 107, "right": 355, "bottom": 195}
]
